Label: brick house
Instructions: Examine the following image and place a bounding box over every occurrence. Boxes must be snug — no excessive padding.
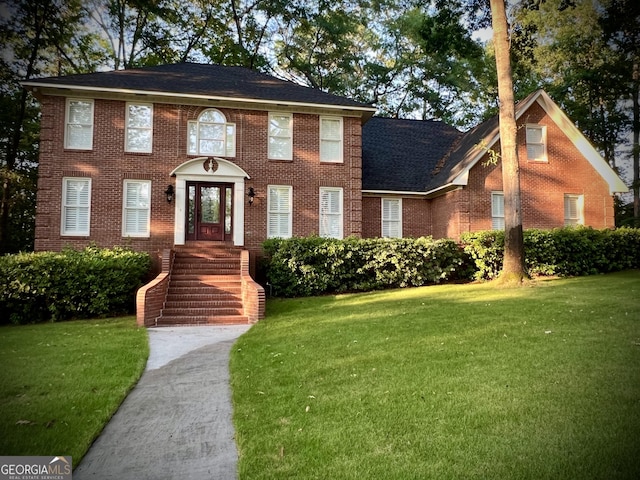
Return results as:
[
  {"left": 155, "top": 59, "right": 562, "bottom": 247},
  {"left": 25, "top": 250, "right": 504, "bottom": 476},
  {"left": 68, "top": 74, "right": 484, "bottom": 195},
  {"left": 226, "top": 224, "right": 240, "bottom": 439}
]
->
[{"left": 23, "top": 64, "right": 627, "bottom": 325}]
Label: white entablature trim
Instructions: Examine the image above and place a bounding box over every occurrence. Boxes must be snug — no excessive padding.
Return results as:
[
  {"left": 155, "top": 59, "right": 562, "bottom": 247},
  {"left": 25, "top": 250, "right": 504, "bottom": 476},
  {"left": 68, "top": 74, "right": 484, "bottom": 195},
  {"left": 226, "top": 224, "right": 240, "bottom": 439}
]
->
[{"left": 170, "top": 157, "right": 250, "bottom": 179}]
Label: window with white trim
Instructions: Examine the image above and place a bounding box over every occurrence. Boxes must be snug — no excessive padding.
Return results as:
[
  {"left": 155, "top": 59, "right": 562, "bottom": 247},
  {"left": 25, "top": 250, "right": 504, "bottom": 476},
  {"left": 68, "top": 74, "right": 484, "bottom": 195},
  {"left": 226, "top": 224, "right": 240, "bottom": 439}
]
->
[
  {"left": 125, "top": 103, "right": 153, "bottom": 153},
  {"left": 65, "top": 99, "right": 94, "bottom": 149},
  {"left": 526, "top": 124, "right": 547, "bottom": 162},
  {"left": 268, "top": 113, "right": 293, "bottom": 160},
  {"left": 382, "top": 198, "right": 402, "bottom": 238},
  {"left": 491, "top": 192, "right": 505, "bottom": 230},
  {"left": 62, "top": 178, "right": 91, "bottom": 236},
  {"left": 320, "top": 116, "right": 343, "bottom": 163},
  {"left": 187, "top": 109, "right": 236, "bottom": 156},
  {"left": 267, "top": 185, "right": 292, "bottom": 238},
  {"left": 319, "top": 187, "right": 343, "bottom": 239},
  {"left": 564, "top": 194, "right": 584, "bottom": 226},
  {"left": 122, "top": 180, "right": 151, "bottom": 237}
]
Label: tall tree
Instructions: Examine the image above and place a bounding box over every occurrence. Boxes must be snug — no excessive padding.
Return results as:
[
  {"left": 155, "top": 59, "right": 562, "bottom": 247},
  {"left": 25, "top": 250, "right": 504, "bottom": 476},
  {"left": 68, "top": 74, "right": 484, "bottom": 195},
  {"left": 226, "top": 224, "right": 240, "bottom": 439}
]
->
[
  {"left": 489, "top": 0, "right": 527, "bottom": 282},
  {"left": 0, "top": 0, "right": 93, "bottom": 253},
  {"left": 600, "top": 0, "right": 640, "bottom": 226}
]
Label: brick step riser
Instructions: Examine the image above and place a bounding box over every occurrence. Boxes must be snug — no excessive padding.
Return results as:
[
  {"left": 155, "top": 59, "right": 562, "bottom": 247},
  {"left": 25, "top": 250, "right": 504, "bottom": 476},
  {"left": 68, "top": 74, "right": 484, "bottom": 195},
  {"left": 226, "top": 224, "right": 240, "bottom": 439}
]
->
[
  {"left": 163, "top": 301, "right": 242, "bottom": 309},
  {"left": 169, "top": 279, "right": 241, "bottom": 287},
  {"left": 171, "top": 271, "right": 241, "bottom": 278},
  {"left": 173, "top": 252, "right": 241, "bottom": 260},
  {"left": 173, "top": 255, "right": 240, "bottom": 264},
  {"left": 167, "top": 289, "right": 242, "bottom": 297},
  {"left": 156, "top": 316, "right": 249, "bottom": 326},
  {"left": 171, "top": 264, "right": 241, "bottom": 271},
  {"left": 166, "top": 290, "right": 242, "bottom": 302},
  {"left": 161, "top": 308, "right": 243, "bottom": 316},
  {"left": 170, "top": 274, "right": 242, "bottom": 280}
]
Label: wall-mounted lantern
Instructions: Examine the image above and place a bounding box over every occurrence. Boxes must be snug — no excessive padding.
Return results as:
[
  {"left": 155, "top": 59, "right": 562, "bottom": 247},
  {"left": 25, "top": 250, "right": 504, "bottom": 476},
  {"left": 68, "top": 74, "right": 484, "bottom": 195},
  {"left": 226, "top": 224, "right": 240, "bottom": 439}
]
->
[
  {"left": 247, "top": 187, "right": 256, "bottom": 206},
  {"left": 165, "top": 184, "right": 174, "bottom": 203}
]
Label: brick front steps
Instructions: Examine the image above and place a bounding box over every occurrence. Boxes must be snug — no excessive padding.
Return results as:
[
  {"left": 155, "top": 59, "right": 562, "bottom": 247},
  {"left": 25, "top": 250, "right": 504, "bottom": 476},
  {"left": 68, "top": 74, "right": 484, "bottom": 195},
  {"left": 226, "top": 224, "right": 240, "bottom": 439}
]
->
[{"left": 136, "top": 244, "right": 265, "bottom": 327}]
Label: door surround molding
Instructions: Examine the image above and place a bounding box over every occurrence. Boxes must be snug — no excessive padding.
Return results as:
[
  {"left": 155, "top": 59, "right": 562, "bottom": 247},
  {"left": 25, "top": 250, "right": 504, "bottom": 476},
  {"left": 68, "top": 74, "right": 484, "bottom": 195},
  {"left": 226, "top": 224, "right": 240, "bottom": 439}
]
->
[{"left": 171, "top": 157, "right": 249, "bottom": 246}]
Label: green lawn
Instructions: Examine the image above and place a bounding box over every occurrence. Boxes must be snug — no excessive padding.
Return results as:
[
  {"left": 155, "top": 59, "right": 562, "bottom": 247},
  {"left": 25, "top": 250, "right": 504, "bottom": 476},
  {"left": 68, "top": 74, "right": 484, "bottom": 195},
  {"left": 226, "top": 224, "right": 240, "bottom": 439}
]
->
[
  {"left": 230, "top": 271, "right": 640, "bottom": 480},
  {"left": 0, "top": 316, "right": 148, "bottom": 463}
]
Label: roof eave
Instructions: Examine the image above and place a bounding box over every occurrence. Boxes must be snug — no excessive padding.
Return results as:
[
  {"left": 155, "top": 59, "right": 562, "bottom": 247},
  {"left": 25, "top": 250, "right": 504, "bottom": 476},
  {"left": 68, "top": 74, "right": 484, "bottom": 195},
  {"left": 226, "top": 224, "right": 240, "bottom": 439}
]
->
[
  {"left": 21, "top": 81, "right": 377, "bottom": 118},
  {"left": 424, "top": 173, "right": 469, "bottom": 199},
  {"left": 362, "top": 189, "right": 429, "bottom": 197}
]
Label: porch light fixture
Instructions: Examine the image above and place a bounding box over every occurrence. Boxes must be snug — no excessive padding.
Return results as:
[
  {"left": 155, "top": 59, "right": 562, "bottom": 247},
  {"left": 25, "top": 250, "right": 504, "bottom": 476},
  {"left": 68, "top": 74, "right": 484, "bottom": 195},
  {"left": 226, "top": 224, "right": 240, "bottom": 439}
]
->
[
  {"left": 164, "top": 184, "right": 174, "bottom": 203},
  {"left": 247, "top": 187, "right": 256, "bottom": 206}
]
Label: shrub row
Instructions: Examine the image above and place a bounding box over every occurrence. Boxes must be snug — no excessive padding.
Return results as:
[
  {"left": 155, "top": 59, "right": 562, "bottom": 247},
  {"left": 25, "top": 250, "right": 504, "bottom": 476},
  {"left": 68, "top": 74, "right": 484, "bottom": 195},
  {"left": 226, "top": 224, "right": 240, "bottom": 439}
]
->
[
  {"left": 262, "top": 236, "right": 472, "bottom": 297},
  {"left": 461, "top": 227, "right": 640, "bottom": 280},
  {"left": 0, "top": 246, "right": 152, "bottom": 324}
]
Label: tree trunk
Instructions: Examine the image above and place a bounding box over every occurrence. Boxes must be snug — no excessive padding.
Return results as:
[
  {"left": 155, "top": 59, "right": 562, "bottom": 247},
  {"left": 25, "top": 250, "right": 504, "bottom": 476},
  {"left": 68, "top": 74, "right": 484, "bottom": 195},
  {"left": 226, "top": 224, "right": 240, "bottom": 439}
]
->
[
  {"left": 489, "top": 0, "right": 527, "bottom": 283},
  {"left": 632, "top": 62, "right": 639, "bottom": 227}
]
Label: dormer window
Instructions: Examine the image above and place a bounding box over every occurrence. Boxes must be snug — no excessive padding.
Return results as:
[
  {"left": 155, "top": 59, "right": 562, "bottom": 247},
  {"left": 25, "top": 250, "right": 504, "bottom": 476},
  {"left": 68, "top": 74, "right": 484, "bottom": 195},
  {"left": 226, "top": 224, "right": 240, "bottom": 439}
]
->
[
  {"left": 188, "top": 109, "right": 235, "bottom": 156},
  {"left": 526, "top": 124, "right": 547, "bottom": 162}
]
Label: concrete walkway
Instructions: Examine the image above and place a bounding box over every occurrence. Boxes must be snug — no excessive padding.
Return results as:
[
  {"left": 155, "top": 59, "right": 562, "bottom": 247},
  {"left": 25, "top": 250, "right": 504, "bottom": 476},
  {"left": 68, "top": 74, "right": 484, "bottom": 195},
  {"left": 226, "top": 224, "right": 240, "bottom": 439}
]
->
[{"left": 74, "top": 325, "right": 252, "bottom": 480}]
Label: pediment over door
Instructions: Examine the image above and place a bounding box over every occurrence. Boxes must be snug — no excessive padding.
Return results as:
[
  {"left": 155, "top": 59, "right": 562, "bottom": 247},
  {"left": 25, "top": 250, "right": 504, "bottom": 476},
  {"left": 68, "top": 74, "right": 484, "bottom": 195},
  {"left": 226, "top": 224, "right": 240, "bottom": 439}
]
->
[{"left": 170, "top": 157, "right": 250, "bottom": 179}]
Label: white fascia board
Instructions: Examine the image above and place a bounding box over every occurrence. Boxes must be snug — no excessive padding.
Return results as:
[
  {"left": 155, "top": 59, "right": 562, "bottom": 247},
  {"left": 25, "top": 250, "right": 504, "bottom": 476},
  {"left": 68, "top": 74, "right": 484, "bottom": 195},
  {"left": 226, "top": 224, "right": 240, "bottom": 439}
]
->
[
  {"left": 22, "top": 81, "right": 377, "bottom": 117},
  {"left": 424, "top": 176, "right": 468, "bottom": 198},
  {"left": 535, "top": 91, "right": 628, "bottom": 194}
]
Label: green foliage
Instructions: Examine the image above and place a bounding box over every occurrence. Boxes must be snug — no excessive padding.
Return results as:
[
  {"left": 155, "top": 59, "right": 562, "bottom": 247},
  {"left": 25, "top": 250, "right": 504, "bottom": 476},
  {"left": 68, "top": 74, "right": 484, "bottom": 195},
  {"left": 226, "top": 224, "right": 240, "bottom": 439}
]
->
[
  {"left": 231, "top": 272, "right": 640, "bottom": 479},
  {"left": 0, "top": 246, "right": 152, "bottom": 324},
  {"left": 262, "top": 236, "right": 472, "bottom": 297},
  {"left": 0, "top": 316, "right": 148, "bottom": 462},
  {"left": 462, "top": 227, "right": 640, "bottom": 280}
]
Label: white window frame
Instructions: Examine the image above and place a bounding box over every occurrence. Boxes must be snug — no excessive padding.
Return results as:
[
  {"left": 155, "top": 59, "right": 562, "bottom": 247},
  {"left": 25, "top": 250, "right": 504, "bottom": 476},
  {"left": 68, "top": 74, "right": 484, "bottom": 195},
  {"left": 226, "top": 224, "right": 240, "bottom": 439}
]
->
[
  {"left": 320, "top": 116, "right": 343, "bottom": 163},
  {"left": 267, "top": 185, "right": 293, "bottom": 238},
  {"left": 491, "top": 191, "right": 505, "bottom": 230},
  {"left": 268, "top": 112, "right": 293, "bottom": 160},
  {"left": 382, "top": 198, "right": 402, "bottom": 238},
  {"left": 187, "top": 108, "right": 236, "bottom": 157},
  {"left": 526, "top": 124, "right": 547, "bottom": 162},
  {"left": 61, "top": 177, "right": 91, "bottom": 236},
  {"left": 319, "top": 187, "right": 343, "bottom": 239},
  {"left": 65, "top": 98, "right": 94, "bottom": 150},
  {"left": 564, "top": 194, "right": 584, "bottom": 226},
  {"left": 122, "top": 180, "right": 151, "bottom": 237},
  {"left": 125, "top": 103, "right": 153, "bottom": 153}
]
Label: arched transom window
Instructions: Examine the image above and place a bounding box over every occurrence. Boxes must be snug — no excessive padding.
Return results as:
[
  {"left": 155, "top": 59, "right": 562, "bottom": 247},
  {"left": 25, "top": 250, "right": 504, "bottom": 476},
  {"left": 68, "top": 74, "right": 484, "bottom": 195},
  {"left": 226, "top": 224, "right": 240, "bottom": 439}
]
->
[{"left": 188, "top": 108, "right": 236, "bottom": 156}]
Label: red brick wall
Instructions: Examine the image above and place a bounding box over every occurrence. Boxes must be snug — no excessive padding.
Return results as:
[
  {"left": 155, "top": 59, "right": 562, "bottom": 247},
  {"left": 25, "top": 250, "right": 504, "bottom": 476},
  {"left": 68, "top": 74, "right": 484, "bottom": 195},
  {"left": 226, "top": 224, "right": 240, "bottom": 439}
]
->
[
  {"left": 465, "top": 102, "right": 615, "bottom": 235},
  {"left": 431, "top": 188, "right": 470, "bottom": 240},
  {"left": 34, "top": 95, "right": 363, "bottom": 267},
  {"left": 361, "top": 196, "right": 381, "bottom": 237}
]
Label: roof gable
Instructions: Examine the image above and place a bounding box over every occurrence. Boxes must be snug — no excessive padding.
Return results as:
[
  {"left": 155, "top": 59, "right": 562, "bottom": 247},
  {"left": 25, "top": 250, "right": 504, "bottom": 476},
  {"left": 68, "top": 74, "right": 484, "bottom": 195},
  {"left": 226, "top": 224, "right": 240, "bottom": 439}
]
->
[{"left": 425, "top": 89, "right": 628, "bottom": 196}]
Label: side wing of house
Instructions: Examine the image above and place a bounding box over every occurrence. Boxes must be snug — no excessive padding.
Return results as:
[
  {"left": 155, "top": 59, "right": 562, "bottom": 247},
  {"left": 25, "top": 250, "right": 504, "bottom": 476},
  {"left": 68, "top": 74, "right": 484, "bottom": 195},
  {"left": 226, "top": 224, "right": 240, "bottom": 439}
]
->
[
  {"left": 362, "top": 90, "right": 628, "bottom": 241},
  {"left": 461, "top": 92, "right": 628, "bottom": 236}
]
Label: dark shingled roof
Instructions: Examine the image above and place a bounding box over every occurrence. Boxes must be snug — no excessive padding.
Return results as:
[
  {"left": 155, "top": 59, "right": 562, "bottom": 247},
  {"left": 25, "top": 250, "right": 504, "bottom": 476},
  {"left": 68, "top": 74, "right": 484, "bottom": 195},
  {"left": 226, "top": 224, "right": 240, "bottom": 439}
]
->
[
  {"left": 362, "top": 117, "right": 463, "bottom": 192},
  {"left": 24, "top": 62, "right": 373, "bottom": 110},
  {"left": 425, "top": 114, "right": 500, "bottom": 192}
]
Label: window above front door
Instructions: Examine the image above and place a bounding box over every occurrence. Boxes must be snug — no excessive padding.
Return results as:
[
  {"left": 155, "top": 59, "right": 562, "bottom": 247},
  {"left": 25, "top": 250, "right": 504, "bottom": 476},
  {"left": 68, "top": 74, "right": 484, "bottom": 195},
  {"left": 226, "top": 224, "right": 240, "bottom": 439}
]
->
[{"left": 187, "top": 109, "right": 236, "bottom": 157}]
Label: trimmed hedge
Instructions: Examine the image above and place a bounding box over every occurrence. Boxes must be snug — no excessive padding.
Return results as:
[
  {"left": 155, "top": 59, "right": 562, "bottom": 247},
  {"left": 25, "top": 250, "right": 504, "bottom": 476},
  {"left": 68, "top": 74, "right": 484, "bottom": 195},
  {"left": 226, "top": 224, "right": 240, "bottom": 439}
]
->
[
  {"left": 262, "top": 236, "right": 473, "bottom": 297},
  {"left": 0, "top": 246, "right": 152, "bottom": 324},
  {"left": 461, "top": 227, "right": 640, "bottom": 280}
]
